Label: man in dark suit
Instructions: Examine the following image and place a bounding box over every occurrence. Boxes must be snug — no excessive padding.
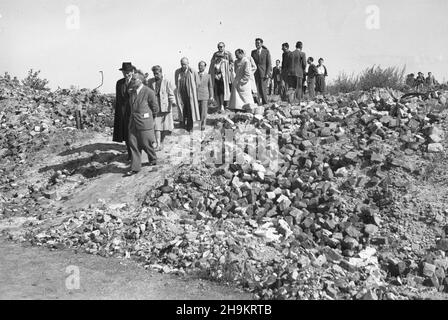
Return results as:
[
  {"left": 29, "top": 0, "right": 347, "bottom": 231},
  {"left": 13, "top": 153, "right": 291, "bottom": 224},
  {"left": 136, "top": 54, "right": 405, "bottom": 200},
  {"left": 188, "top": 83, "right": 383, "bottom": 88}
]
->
[
  {"left": 290, "top": 41, "right": 307, "bottom": 103},
  {"left": 280, "top": 43, "right": 292, "bottom": 100},
  {"left": 272, "top": 60, "right": 282, "bottom": 95},
  {"left": 113, "top": 62, "right": 135, "bottom": 160},
  {"left": 125, "top": 72, "right": 160, "bottom": 176},
  {"left": 251, "top": 38, "right": 272, "bottom": 105}
]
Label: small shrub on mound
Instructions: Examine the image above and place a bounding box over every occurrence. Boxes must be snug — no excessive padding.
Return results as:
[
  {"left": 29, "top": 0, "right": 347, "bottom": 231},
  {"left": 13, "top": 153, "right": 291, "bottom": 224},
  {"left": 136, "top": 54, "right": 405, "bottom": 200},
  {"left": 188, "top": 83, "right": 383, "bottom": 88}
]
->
[
  {"left": 328, "top": 65, "right": 406, "bottom": 94},
  {"left": 358, "top": 65, "right": 405, "bottom": 91},
  {"left": 22, "top": 69, "right": 49, "bottom": 91},
  {"left": 327, "top": 72, "right": 359, "bottom": 94}
]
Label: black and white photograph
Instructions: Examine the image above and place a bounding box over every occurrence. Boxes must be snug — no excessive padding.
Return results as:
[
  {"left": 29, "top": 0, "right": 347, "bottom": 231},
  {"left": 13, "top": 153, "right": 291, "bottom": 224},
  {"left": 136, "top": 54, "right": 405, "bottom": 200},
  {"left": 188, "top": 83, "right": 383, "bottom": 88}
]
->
[{"left": 1, "top": 0, "right": 448, "bottom": 307}]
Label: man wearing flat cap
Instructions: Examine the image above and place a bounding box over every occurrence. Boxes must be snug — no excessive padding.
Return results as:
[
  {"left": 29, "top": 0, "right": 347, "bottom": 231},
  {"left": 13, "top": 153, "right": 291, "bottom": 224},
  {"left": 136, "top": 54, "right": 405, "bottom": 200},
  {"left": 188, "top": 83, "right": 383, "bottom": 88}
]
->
[
  {"left": 125, "top": 72, "right": 159, "bottom": 176},
  {"left": 113, "top": 62, "right": 135, "bottom": 160}
]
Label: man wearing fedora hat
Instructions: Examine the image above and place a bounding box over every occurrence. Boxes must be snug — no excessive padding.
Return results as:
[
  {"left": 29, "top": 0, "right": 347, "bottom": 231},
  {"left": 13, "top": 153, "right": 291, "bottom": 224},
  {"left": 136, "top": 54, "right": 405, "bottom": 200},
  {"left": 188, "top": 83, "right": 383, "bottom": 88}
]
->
[{"left": 113, "top": 62, "right": 135, "bottom": 160}]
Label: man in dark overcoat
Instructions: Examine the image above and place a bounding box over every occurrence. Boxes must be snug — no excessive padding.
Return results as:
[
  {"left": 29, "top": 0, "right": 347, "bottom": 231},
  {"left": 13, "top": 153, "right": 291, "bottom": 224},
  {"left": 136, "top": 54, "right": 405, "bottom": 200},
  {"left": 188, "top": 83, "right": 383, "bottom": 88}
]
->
[{"left": 113, "top": 62, "right": 135, "bottom": 160}]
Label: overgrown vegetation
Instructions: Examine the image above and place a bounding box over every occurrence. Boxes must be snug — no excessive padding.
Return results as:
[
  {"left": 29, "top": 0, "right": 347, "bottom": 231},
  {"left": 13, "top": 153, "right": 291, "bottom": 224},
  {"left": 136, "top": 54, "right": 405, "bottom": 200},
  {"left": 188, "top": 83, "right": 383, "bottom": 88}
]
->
[
  {"left": 21, "top": 69, "right": 49, "bottom": 90},
  {"left": 327, "top": 72, "right": 359, "bottom": 94},
  {"left": 328, "top": 65, "right": 406, "bottom": 94}
]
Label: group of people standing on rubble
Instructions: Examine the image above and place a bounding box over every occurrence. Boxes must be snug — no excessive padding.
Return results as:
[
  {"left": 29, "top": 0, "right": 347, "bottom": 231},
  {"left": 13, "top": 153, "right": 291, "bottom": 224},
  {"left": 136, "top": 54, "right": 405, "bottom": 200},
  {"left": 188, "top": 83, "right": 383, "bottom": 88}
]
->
[
  {"left": 406, "top": 72, "right": 439, "bottom": 92},
  {"left": 112, "top": 39, "right": 328, "bottom": 176}
]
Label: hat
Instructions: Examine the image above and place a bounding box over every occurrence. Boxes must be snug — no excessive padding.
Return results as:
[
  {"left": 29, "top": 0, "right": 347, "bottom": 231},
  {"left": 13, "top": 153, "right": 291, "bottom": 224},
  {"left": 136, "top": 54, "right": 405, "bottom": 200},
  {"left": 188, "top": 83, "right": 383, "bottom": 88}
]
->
[{"left": 119, "top": 62, "right": 135, "bottom": 72}]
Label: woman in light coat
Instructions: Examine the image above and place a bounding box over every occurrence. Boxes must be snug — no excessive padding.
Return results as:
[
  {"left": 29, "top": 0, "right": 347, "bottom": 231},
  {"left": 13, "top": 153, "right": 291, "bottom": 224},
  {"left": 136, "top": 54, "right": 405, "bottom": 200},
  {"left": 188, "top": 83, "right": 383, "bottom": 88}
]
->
[
  {"left": 248, "top": 55, "right": 259, "bottom": 105},
  {"left": 229, "top": 49, "right": 255, "bottom": 110}
]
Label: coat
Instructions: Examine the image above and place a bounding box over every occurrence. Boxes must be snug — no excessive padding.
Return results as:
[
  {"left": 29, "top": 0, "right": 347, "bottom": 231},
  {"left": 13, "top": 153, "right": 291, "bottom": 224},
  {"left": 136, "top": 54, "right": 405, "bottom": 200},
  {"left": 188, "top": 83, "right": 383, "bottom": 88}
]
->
[
  {"left": 113, "top": 78, "right": 131, "bottom": 142},
  {"left": 209, "top": 59, "right": 232, "bottom": 101},
  {"left": 306, "top": 64, "right": 318, "bottom": 80},
  {"left": 209, "top": 50, "right": 234, "bottom": 71},
  {"left": 229, "top": 57, "right": 254, "bottom": 110},
  {"left": 273, "top": 66, "right": 282, "bottom": 82},
  {"left": 281, "top": 50, "right": 292, "bottom": 79},
  {"left": 128, "top": 85, "right": 159, "bottom": 131},
  {"left": 197, "top": 72, "right": 214, "bottom": 101},
  {"left": 290, "top": 49, "right": 307, "bottom": 78},
  {"left": 174, "top": 67, "right": 201, "bottom": 122},
  {"left": 251, "top": 47, "right": 273, "bottom": 79},
  {"left": 145, "top": 77, "right": 176, "bottom": 113},
  {"left": 249, "top": 56, "right": 258, "bottom": 95},
  {"left": 426, "top": 75, "right": 437, "bottom": 86}
]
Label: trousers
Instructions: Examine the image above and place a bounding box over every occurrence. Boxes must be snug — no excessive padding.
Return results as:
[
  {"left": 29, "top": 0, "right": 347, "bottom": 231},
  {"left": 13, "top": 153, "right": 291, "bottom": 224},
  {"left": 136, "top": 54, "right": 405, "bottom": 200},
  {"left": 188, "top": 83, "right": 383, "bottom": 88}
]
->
[
  {"left": 307, "top": 78, "right": 316, "bottom": 99},
  {"left": 255, "top": 73, "right": 269, "bottom": 105},
  {"left": 128, "top": 124, "right": 157, "bottom": 172},
  {"left": 198, "top": 100, "right": 208, "bottom": 130}
]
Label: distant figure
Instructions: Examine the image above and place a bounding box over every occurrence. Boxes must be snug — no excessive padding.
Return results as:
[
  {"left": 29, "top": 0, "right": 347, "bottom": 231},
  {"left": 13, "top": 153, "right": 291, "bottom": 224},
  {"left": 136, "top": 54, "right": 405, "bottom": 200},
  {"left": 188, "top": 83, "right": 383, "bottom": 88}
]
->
[
  {"left": 197, "top": 61, "right": 214, "bottom": 131},
  {"left": 306, "top": 57, "right": 318, "bottom": 99},
  {"left": 210, "top": 52, "right": 231, "bottom": 113},
  {"left": 415, "top": 72, "right": 425, "bottom": 92},
  {"left": 251, "top": 38, "right": 273, "bottom": 105},
  {"left": 290, "top": 41, "right": 307, "bottom": 103},
  {"left": 125, "top": 72, "right": 159, "bottom": 176},
  {"left": 146, "top": 65, "right": 176, "bottom": 151},
  {"left": 316, "top": 58, "right": 328, "bottom": 95},
  {"left": 229, "top": 49, "right": 255, "bottom": 110},
  {"left": 174, "top": 58, "right": 201, "bottom": 132},
  {"left": 113, "top": 62, "right": 135, "bottom": 160},
  {"left": 281, "top": 42, "right": 292, "bottom": 100},
  {"left": 426, "top": 72, "right": 437, "bottom": 88},
  {"left": 272, "top": 59, "right": 282, "bottom": 95},
  {"left": 406, "top": 73, "right": 416, "bottom": 87}
]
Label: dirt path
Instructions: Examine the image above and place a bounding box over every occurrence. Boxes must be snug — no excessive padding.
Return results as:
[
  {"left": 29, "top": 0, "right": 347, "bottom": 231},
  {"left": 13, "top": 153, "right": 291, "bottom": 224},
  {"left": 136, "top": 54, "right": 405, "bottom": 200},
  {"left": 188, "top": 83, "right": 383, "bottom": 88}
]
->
[
  {"left": 32, "top": 128, "right": 208, "bottom": 211},
  {"left": 0, "top": 240, "right": 251, "bottom": 300}
]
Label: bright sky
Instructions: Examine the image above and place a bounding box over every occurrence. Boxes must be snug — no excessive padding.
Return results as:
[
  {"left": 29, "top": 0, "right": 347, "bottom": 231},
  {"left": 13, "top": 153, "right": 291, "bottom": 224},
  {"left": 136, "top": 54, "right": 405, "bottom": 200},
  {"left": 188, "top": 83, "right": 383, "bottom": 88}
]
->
[{"left": 1, "top": 0, "right": 447, "bottom": 93}]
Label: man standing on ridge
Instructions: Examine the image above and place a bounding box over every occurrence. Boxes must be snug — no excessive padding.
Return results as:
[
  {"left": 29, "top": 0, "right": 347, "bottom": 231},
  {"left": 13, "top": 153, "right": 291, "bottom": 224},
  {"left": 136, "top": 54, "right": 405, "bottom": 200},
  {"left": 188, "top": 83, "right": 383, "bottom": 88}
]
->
[{"left": 251, "top": 38, "right": 272, "bottom": 105}]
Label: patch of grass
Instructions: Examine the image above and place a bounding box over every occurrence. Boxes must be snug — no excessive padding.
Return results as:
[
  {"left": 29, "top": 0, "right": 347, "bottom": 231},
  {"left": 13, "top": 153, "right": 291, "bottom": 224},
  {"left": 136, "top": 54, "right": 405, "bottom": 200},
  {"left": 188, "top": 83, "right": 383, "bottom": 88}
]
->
[
  {"left": 328, "top": 65, "right": 406, "bottom": 94},
  {"left": 327, "top": 72, "right": 359, "bottom": 94},
  {"left": 358, "top": 65, "right": 406, "bottom": 91}
]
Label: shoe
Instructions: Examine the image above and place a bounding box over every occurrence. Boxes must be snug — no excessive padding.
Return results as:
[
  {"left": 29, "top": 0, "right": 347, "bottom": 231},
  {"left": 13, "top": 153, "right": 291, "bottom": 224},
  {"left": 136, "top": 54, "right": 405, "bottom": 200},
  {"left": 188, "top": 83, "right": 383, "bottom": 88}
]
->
[
  {"left": 148, "top": 160, "right": 157, "bottom": 166},
  {"left": 124, "top": 170, "right": 138, "bottom": 177}
]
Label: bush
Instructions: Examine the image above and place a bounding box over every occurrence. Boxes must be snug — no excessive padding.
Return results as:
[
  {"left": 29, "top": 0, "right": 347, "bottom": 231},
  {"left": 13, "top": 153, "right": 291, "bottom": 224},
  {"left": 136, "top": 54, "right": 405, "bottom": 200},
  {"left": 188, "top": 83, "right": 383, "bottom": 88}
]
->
[
  {"left": 327, "top": 72, "right": 359, "bottom": 94},
  {"left": 327, "top": 65, "right": 406, "bottom": 94},
  {"left": 358, "top": 65, "right": 405, "bottom": 91},
  {"left": 21, "top": 69, "right": 49, "bottom": 90}
]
